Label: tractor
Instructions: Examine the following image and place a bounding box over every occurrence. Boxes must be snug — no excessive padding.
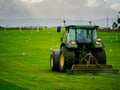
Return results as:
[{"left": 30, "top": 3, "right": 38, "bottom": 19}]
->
[{"left": 50, "top": 25, "right": 118, "bottom": 73}]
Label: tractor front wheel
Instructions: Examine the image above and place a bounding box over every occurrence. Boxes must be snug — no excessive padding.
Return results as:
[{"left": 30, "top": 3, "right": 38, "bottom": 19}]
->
[{"left": 50, "top": 50, "right": 60, "bottom": 71}]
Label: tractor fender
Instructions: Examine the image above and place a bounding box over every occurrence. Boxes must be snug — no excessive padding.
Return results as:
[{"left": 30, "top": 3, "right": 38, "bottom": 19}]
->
[
  {"left": 60, "top": 42, "right": 71, "bottom": 49},
  {"left": 93, "top": 42, "right": 105, "bottom": 49},
  {"left": 60, "top": 42, "right": 77, "bottom": 49},
  {"left": 102, "top": 43, "right": 105, "bottom": 48}
]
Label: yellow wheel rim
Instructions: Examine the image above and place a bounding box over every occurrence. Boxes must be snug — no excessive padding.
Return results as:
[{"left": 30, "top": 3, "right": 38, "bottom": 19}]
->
[
  {"left": 60, "top": 53, "right": 64, "bottom": 67},
  {"left": 50, "top": 56, "right": 53, "bottom": 68}
]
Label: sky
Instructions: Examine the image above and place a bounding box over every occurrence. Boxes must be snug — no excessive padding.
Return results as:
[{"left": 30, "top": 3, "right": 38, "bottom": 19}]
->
[{"left": 0, "top": 0, "right": 120, "bottom": 20}]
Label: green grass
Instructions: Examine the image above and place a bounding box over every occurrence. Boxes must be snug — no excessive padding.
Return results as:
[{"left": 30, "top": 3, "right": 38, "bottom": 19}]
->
[
  {"left": 0, "top": 79, "right": 28, "bottom": 90},
  {"left": 0, "top": 28, "right": 120, "bottom": 90}
]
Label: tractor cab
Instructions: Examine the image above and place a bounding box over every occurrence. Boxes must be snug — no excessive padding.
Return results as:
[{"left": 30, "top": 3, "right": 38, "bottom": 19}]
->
[
  {"left": 65, "top": 25, "right": 97, "bottom": 43},
  {"left": 57, "top": 25, "right": 101, "bottom": 48}
]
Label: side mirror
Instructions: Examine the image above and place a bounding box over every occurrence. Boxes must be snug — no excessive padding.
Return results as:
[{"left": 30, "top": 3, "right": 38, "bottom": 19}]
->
[{"left": 57, "top": 26, "right": 61, "bottom": 32}]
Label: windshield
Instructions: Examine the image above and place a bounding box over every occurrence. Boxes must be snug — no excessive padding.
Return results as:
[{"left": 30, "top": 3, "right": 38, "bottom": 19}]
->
[
  {"left": 67, "top": 28, "right": 97, "bottom": 43},
  {"left": 77, "top": 29, "right": 97, "bottom": 43}
]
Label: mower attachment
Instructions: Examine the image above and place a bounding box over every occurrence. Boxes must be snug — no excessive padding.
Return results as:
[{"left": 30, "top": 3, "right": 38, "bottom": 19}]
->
[{"left": 71, "top": 64, "right": 119, "bottom": 74}]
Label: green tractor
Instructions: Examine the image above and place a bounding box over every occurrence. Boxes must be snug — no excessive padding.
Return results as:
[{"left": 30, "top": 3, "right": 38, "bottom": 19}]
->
[{"left": 50, "top": 25, "right": 118, "bottom": 73}]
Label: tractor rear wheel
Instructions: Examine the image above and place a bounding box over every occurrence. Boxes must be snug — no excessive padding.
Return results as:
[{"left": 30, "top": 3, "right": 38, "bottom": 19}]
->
[
  {"left": 93, "top": 48, "right": 106, "bottom": 64},
  {"left": 50, "top": 50, "right": 60, "bottom": 71},
  {"left": 59, "top": 46, "right": 75, "bottom": 72}
]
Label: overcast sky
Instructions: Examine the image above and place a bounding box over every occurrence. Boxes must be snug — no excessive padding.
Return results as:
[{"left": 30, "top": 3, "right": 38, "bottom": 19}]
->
[{"left": 0, "top": 0, "right": 120, "bottom": 20}]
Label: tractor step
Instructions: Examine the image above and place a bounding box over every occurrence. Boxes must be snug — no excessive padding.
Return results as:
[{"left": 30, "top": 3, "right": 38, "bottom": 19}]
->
[{"left": 71, "top": 64, "right": 119, "bottom": 74}]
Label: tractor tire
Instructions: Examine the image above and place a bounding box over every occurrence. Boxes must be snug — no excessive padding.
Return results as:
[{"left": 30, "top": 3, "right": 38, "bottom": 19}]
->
[
  {"left": 50, "top": 50, "right": 60, "bottom": 71},
  {"left": 59, "top": 46, "right": 75, "bottom": 72},
  {"left": 93, "top": 48, "right": 106, "bottom": 64}
]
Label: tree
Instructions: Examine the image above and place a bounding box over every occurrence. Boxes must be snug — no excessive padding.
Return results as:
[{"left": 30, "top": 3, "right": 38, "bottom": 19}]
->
[
  {"left": 112, "top": 22, "right": 118, "bottom": 30},
  {"left": 0, "top": 26, "right": 3, "bottom": 30},
  {"left": 117, "top": 18, "right": 120, "bottom": 24}
]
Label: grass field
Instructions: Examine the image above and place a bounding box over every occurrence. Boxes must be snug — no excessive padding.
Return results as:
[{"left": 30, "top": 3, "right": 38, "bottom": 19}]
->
[{"left": 0, "top": 28, "right": 120, "bottom": 90}]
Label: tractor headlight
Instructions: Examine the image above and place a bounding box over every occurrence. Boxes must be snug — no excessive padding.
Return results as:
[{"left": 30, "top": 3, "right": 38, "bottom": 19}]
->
[
  {"left": 96, "top": 38, "right": 101, "bottom": 45},
  {"left": 96, "top": 41, "right": 101, "bottom": 45},
  {"left": 71, "top": 41, "right": 76, "bottom": 45}
]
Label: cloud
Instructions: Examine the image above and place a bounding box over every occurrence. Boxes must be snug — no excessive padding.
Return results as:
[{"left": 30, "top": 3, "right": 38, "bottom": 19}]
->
[
  {"left": 21, "top": 0, "right": 43, "bottom": 3},
  {"left": 87, "top": 0, "right": 98, "bottom": 7},
  {"left": 0, "top": 0, "right": 119, "bottom": 20},
  {"left": 110, "top": 3, "right": 120, "bottom": 11},
  {"left": 0, "top": 0, "right": 33, "bottom": 19},
  {"left": 21, "top": 0, "right": 88, "bottom": 19},
  {"left": 30, "top": 0, "right": 107, "bottom": 19}
]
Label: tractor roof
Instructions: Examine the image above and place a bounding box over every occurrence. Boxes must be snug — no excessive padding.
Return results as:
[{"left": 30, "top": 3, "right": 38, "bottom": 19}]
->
[{"left": 66, "top": 25, "right": 99, "bottom": 30}]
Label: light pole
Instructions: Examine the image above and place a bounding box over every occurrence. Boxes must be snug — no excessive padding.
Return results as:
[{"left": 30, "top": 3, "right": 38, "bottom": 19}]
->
[{"left": 63, "top": 20, "right": 66, "bottom": 26}]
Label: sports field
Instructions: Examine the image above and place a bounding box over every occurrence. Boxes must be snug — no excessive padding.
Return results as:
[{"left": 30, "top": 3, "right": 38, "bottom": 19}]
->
[{"left": 0, "top": 28, "right": 120, "bottom": 90}]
